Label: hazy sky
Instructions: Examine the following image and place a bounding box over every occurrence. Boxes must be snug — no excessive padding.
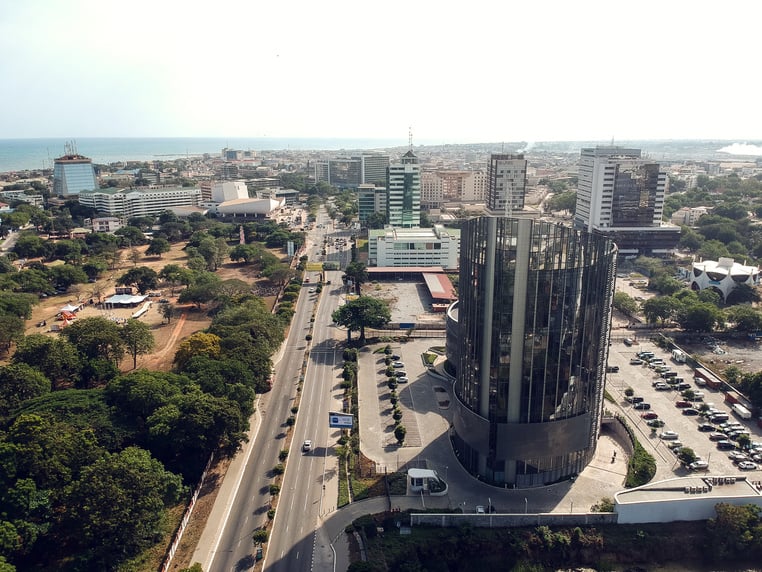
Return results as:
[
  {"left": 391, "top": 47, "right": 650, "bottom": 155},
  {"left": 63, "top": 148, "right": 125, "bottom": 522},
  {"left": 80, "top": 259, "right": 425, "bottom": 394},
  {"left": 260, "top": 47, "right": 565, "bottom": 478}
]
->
[{"left": 1, "top": 0, "right": 759, "bottom": 143}]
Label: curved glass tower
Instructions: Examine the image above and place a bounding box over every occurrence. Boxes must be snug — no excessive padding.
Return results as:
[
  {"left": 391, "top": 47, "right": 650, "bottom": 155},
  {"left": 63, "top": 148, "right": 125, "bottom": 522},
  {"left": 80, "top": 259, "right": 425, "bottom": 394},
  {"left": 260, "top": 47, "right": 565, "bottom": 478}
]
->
[{"left": 448, "top": 217, "right": 617, "bottom": 488}]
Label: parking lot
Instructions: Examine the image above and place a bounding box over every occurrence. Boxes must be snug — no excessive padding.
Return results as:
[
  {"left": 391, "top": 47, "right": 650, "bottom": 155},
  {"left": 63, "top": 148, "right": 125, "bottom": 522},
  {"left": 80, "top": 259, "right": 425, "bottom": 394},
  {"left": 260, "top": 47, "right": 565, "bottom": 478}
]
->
[{"left": 605, "top": 339, "right": 762, "bottom": 480}]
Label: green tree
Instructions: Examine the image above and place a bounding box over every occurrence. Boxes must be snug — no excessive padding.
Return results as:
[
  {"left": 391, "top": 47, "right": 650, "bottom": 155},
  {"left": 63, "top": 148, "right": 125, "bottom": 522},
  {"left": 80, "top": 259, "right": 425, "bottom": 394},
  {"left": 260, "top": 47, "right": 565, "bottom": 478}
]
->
[
  {"left": 158, "top": 263, "right": 192, "bottom": 293},
  {"left": 13, "top": 334, "right": 82, "bottom": 388},
  {"left": 344, "top": 262, "right": 368, "bottom": 294},
  {"left": 0, "top": 363, "right": 51, "bottom": 416},
  {"left": 546, "top": 190, "right": 577, "bottom": 213},
  {"left": 121, "top": 319, "right": 155, "bottom": 369},
  {"left": 613, "top": 291, "right": 639, "bottom": 316},
  {"left": 61, "top": 316, "right": 126, "bottom": 363},
  {"left": 145, "top": 237, "right": 171, "bottom": 258},
  {"left": 332, "top": 296, "right": 391, "bottom": 343},
  {"left": 642, "top": 296, "right": 681, "bottom": 326},
  {"left": 706, "top": 503, "right": 762, "bottom": 561},
  {"left": 160, "top": 302, "right": 175, "bottom": 324},
  {"left": 117, "top": 266, "right": 159, "bottom": 294},
  {"left": 365, "top": 211, "right": 387, "bottom": 229},
  {"left": 0, "top": 292, "right": 36, "bottom": 319},
  {"left": 677, "top": 302, "right": 725, "bottom": 332},
  {"left": 173, "top": 332, "right": 222, "bottom": 370},
  {"left": 726, "top": 283, "right": 760, "bottom": 305},
  {"left": 49, "top": 264, "right": 88, "bottom": 289},
  {"left": 727, "top": 305, "right": 762, "bottom": 332},
  {"left": 0, "top": 314, "right": 25, "bottom": 351},
  {"left": 61, "top": 447, "right": 184, "bottom": 565},
  {"left": 177, "top": 271, "right": 221, "bottom": 309},
  {"left": 677, "top": 447, "right": 697, "bottom": 466}
]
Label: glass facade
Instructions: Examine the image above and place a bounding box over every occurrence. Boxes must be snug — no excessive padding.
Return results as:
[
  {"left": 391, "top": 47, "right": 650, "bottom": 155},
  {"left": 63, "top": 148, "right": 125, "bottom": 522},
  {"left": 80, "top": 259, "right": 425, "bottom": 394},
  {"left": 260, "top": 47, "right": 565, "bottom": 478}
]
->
[
  {"left": 53, "top": 157, "right": 98, "bottom": 197},
  {"left": 448, "top": 217, "right": 617, "bottom": 487}
]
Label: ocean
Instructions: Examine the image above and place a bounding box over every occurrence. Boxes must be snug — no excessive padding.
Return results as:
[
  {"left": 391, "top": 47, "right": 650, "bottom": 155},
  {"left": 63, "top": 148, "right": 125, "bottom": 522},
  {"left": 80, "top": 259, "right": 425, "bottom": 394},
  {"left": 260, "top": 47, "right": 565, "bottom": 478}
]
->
[{"left": 0, "top": 137, "right": 408, "bottom": 172}]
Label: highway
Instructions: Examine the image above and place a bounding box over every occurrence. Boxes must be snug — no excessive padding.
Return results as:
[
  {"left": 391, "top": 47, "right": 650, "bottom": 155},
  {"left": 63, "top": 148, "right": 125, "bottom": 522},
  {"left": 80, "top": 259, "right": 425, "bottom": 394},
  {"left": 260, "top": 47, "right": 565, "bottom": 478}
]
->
[{"left": 209, "top": 211, "right": 350, "bottom": 571}]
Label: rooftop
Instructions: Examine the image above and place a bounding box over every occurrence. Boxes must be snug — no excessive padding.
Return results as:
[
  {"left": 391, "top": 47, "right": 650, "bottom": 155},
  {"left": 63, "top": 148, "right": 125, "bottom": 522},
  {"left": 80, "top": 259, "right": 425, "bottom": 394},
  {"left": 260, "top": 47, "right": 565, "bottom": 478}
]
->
[{"left": 616, "top": 475, "right": 762, "bottom": 505}]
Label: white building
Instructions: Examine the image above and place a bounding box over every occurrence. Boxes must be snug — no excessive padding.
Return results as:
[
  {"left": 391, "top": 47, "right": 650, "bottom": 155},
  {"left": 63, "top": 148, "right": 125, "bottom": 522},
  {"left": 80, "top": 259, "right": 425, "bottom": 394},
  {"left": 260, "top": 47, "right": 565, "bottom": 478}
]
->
[
  {"left": 615, "top": 475, "right": 762, "bottom": 524},
  {"left": 213, "top": 197, "right": 284, "bottom": 219},
  {"left": 421, "top": 170, "right": 487, "bottom": 209},
  {"left": 78, "top": 187, "right": 202, "bottom": 218},
  {"left": 670, "top": 206, "right": 709, "bottom": 226},
  {"left": 211, "top": 181, "right": 249, "bottom": 202},
  {"left": 690, "top": 257, "right": 759, "bottom": 302},
  {"left": 91, "top": 217, "right": 122, "bottom": 233},
  {"left": 368, "top": 225, "right": 460, "bottom": 270},
  {"left": 486, "top": 154, "right": 527, "bottom": 215}
]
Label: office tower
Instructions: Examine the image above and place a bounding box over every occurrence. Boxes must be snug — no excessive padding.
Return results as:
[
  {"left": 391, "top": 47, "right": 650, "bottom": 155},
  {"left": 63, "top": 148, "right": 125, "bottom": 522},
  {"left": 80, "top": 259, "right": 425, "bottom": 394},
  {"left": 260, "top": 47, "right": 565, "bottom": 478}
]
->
[
  {"left": 357, "top": 184, "right": 387, "bottom": 224},
  {"left": 486, "top": 154, "right": 527, "bottom": 215},
  {"left": 360, "top": 154, "right": 390, "bottom": 186},
  {"left": 447, "top": 217, "right": 616, "bottom": 487},
  {"left": 574, "top": 147, "right": 679, "bottom": 256},
  {"left": 53, "top": 153, "right": 98, "bottom": 197},
  {"left": 386, "top": 150, "right": 420, "bottom": 228}
]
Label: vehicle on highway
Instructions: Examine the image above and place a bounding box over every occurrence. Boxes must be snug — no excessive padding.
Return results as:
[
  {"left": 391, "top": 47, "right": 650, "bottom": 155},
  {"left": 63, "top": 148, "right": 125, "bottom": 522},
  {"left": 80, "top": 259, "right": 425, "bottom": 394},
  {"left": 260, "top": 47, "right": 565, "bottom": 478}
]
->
[
  {"left": 392, "top": 362, "right": 405, "bottom": 368},
  {"left": 660, "top": 431, "right": 680, "bottom": 440},
  {"left": 634, "top": 402, "right": 651, "bottom": 410},
  {"left": 647, "top": 419, "right": 665, "bottom": 427},
  {"left": 709, "top": 432, "right": 728, "bottom": 441},
  {"left": 738, "top": 461, "right": 758, "bottom": 470},
  {"left": 682, "top": 408, "right": 700, "bottom": 416},
  {"left": 641, "top": 412, "right": 659, "bottom": 420},
  {"left": 302, "top": 440, "right": 313, "bottom": 453},
  {"left": 697, "top": 423, "right": 715, "bottom": 432},
  {"left": 675, "top": 401, "right": 692, "bottom": 408}
]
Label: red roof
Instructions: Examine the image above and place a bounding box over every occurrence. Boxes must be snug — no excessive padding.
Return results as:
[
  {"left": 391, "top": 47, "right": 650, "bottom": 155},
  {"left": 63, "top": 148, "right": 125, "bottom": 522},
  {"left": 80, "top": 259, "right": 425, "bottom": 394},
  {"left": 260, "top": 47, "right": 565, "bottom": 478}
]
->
[{"left": 423, "top": 273, "right": 457, "bottom": 301}]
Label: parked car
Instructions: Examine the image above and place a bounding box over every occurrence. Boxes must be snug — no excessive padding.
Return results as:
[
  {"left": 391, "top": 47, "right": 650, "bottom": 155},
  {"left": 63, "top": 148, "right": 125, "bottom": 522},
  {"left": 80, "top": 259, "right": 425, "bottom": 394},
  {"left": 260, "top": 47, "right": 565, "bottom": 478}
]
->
[
  {"left": 630, "top": 358, "right": 644, "bottom": 365},
  {"left": 660, "top": 431, "right": 680, "bottom": 440},
  {"left": 397, "top": 377, "right": 409, "bottom": 383},
  {"left": 391, "top": 354, "right": 401, "bottom": 360},
  {"left": 677, "top": 382, "right": 691, "bottom": 391},
  {"left": 647, "top": 419, "right": 666, "bottom": 428},
  {"left": 689, "top": 460, "right": 709, "bottom": 471},
  {"left": 675, "top": 401, "right": 692, "bottom": 408},
  {"left": 738, "top": 461, "right": 758, "bottom": 470},
  {"left": 393, "top": 362, "right": 405, "bottom": 368},
  {"left": 709, "top": 432, "right": 728, "bottom": 441},
  {"left": 641, "top": 412, "right": 659, "bottom": 420},
  {"left": 634, "top": 402, "right": 651, "bottom": 410},
  {"left": 728, "top": 452, "right": 749, "bottom": 462},
  {"left": 627, "top": 396, "right": 645, "bottom": 404},
  {"left": 666, "top": 440, "right": 683, "bottom": 449},
  {"left": 716, "top": 440, "right": 736, "bottom": 450},
  {"left": 606, "top": 365, "right": 620, "bottom": 373},
  {"left": 654, "top": 382, "right": 671, "bottom": 391},
  {"left": 697, "top": 424, "right": 715, "bottom": 432},
  {"left": 682, "top": 408, "right": 700, "bottom": 416},
  {"left": 395, "top": 371, "right": 407, "bottom": 378}
]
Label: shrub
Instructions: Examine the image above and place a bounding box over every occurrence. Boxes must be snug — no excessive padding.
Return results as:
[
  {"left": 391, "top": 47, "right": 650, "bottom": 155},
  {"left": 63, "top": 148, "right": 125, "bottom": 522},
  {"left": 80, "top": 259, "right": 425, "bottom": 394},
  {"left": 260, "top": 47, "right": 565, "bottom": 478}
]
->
[
  {"left": 286, "top": 415, "right": 296, "bottom": 426},
  {"left": 269, "top": 484, "right": 281, "bottom": 495},
  {"left": 252, "top": 528, "right": 269, "bottom": 543},
  {"left": 273, "top": 463, "right": 285, "bottom": 475},
  {"left": 393, "top": 410, "right": 403, "bottom": 421},
  {"left": 279, "top": 449, "right": 289, "bottom": 461},
  {"left": 267, "top": 508, "right": 276, "bottom": 520},
  {"left": 291, "top": 405, "right": 299, "bottom": 414},
  {"left": 384, "top": 345, "right": 392, "bottom": 355},
  {"left": 390, "top": 395, "right": 398, "bottom": 406},
  {"left": 394, "top": 424, "right": 406, "bottom": 444},
  {"left": 624, "top": 387, "right": 635, "bottom": 397},
  {"left": 306, "top": 334, "right": 313, "bottom": 341}
]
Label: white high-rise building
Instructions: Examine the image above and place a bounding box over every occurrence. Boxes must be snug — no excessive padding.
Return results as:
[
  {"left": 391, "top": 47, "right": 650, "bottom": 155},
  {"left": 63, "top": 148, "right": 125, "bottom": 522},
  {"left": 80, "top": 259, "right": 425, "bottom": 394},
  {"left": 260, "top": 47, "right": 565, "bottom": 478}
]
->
[
  {"left": 574, "top": 146, "right": 679, "bottom": 255},
  {"left": 386, "top": 150, "right": 420, "bottom": 228},
  {"left": 486, "top": 154, "right": 527, "bottom": 215}
]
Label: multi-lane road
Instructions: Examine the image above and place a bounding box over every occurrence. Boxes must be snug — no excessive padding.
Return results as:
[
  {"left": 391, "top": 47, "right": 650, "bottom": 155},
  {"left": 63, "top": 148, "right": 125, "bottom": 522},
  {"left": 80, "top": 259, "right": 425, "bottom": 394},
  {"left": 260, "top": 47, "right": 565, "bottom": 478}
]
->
[{"left": 208, "top": 212, "right": 351, "bottom": 571}]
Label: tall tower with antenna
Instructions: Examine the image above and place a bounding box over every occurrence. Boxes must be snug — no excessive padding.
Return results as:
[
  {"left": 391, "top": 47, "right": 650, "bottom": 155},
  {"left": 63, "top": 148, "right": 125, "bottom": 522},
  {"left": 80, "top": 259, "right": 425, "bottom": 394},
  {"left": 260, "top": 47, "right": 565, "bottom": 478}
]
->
[{"left": 386, "top": 130, "right": 421, "bottom": 228}]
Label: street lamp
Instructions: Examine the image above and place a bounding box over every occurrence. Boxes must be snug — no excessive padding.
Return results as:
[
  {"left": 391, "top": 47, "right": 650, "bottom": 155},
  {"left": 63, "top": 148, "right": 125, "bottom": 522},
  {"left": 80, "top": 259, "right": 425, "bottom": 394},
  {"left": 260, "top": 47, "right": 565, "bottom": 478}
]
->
[
  {"left": 488, "top": 497, "right": 492, "bottom": 514},
  {"left": 524, "top": 498, "right": 528, "bottom": 514}
]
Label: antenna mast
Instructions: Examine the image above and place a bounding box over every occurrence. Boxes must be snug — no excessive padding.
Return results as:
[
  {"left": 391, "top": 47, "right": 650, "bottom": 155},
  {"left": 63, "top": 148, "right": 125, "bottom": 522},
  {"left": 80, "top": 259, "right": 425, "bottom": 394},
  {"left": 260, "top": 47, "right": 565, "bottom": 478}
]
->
[{"left": 408, "top": 126, "right": 413, "bottom": 151}]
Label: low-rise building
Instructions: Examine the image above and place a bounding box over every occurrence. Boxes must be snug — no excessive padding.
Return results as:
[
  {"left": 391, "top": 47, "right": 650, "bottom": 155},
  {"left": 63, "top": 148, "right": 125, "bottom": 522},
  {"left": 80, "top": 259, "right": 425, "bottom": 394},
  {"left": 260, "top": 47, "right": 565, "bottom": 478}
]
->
[
  {"left": 91, "top": 217, "right": 122, "bottom": 233},
  {"left": 78, "top": 187, "right": 202, "bottom": 218},
  {"left": 670, "top": 206, "right": 709, "bottom": 226},
  {"left": 690, "top": 257, "right": 760, "bottom": 302},
  {"left": 368, "top": 225, "right": 460, "bottom": 270}
]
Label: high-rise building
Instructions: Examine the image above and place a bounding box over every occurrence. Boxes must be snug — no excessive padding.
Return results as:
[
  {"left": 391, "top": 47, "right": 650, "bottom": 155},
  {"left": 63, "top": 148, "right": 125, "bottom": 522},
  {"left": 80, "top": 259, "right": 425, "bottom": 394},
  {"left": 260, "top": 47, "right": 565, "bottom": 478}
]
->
[
  {"left": 421, "top": 170, "right": 488, "bottom": 209},
  {"left": 574, "top": 147, "right": 679, "bottom": 256},
  {"left": 447, "top": 217, "right": 616, "bottom": 487},
  {"left": 53, "top": 153, "right": 98, "bottom": 197},
  {"left": 357, "top": 184, "right": 387, "bottom": 224},
  {"left": 313, "top": 154, "right": 389, "bottom": 189},
  {"left": 386, "top": 150, "right": 420, "bottom": 228},
  {"left": 360, "top": 154, "right": 390, "bottom": 186},
  {"left": 486, "top": 154, "right": 527, "bottom": 215}
]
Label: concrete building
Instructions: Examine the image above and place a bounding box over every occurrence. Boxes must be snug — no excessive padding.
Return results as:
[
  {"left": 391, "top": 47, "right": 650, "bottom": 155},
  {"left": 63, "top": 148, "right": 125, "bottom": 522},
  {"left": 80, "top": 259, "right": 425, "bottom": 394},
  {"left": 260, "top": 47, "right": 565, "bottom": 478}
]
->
[
  {"left": 213, "top": 197, "right": 284, "bottom": 219},
  {"left": 0, "top": 190, "right": 44, "bottom": 207},
  {"left": 690, "top": 257, "right": 759, "bottom": 302},
  {"left": 447, "top": 217, "right": 617, "bottom": 487},
  {"left": 211, "top": 181, "right": 249, "bottom": 202},
  {"left": 78, "top": 187, "right": 202, "bottom": 218},
  {"left": 487, "top": 154, "right": 527, "bottom": 215},
  {"left": 387, "top": 150, "right": 421, "bottom": 228},
  {"left": 367, "top": 225, "right": 460, "bottom": 270},
  {"left": 314, "top": 155, "right": 390, "bottom": 189},
  {"left": 357, "top": 184, "right": 387, "bottom": 224},
  {"left": 574, "top": 147, "right": 680, "bottom": 256},
  {"left": 90, "top": 217, "right": 122, "bottom": 233},
  {"left": 53, "top": 154, "right": 98, "bottom": 197},
  {"left": 615, "top": 476, "right": 762, "bottom": 524},
  {"left": 256, "top": 188, "right": 300, "bottom": 206},
  {"left": 421, "top": 170, "right": 487, "bottom": 209},
  {"left": 670, "top": 206, "right": 709, "bottom": 226}
]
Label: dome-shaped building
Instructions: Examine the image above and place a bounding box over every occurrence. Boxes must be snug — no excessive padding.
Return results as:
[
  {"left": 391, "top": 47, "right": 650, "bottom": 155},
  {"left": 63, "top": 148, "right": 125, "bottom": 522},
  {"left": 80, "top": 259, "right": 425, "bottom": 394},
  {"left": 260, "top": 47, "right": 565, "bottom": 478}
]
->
[
  {"left": 447, "top": 217, "right": 617, "bottom": 488},
  {"left": 690, "top": 257, "right": 759, "bottom": 302}
]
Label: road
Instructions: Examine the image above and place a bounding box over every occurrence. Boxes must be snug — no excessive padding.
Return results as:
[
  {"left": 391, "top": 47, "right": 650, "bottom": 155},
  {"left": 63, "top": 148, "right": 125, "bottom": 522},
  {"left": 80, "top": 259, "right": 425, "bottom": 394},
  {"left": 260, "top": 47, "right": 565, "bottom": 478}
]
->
[{"left": 208, "top": 210, "right": 349, "bottom": 571}]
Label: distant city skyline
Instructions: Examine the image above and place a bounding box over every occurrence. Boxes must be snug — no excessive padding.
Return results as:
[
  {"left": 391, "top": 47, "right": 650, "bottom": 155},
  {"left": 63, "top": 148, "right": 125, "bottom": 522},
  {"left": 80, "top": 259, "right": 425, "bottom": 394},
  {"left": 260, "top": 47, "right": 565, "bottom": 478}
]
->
[{"left": 1, "top": 1, "right": 760, "bottom": 143}]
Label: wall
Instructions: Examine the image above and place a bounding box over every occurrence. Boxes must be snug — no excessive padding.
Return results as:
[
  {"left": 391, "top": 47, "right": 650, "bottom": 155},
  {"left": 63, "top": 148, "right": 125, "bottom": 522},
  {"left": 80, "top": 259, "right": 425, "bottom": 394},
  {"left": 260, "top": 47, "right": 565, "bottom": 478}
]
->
[{"left": 409, "top": 512, "right": 617, "bottom": 528}]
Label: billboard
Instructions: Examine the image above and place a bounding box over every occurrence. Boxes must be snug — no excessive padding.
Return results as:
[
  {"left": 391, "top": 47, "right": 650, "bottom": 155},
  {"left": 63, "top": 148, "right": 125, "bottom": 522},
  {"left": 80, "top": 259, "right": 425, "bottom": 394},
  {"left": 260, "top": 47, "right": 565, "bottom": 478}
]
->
[{"left": 329, "top": 411, "right": 354, "bottom": 428}]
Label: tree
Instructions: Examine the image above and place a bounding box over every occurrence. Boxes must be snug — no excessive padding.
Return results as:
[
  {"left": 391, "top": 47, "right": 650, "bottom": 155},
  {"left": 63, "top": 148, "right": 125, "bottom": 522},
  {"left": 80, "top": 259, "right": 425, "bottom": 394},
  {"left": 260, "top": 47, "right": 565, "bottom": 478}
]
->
[
  {"left": 121, "top": 319, "right": 155, "bottom": 369},
  {"left": 0, "top": 363, "right": 51, "bottom": 416},
  {"left": 177, "top": 271, "right": 221, "bottom": 309},
  {"left": 117, "top": 266, "right": 158, "bottom": 294},
  {"left": 331, "top": 297, "right": 391, "bottom": 343},
  {"left": 394, "top": 424, "right": 406, "bottom": 445},
  {"left": 612, "top": 291, "right": 639, "bottom": 316},
  {"left": 49, "top": 264, "right": 88, "bottom": 289},
  {"left": 676, "top": 302, "right": 725, "bottom": 332},
  {"left": 677, "top": 446, "right": 697, "bottom": 466},
  {"left": 160, "top": 303, "right": 175, "bottom": 324},
  {"left": 0, "top": 314, "right": 25, "bottom": 351},
  {"left": 727, "top": 305, "right": 762, "bottom": 332},
  {"left": 344, "top": 262, "right": 368, "bottom": 294},
  {"left": 726, "top": 283, "right": 760, "bottom": 305},
  {"left": 114, "top": 225, "right": 147, "bottom": 247},
  {"left": 158, "top": 263, "right": 191, "bottom": 293},
  {"left": 61, "top": 447, "right": 184, "bottom": 565},
  {"left": 173, "top": 332, "right": 222, "bottom": 370},
  {"left": 13, "top": 334, "right": 82, "bottom": 388},
  {"left": 546, "top": 190, "right": 577, "bottom": 213},
  {"left": 642, "top": 296, "right": 681, "bottom": 326},
  {"left": 0, "top": 292, "right": 36, "bottom": 319},
  {"left": 145, "top": 237, "right": 171, "bottom": 258},
  {"left": 706, "top": 503, "right": 762, "bottom": 561},
  {"left": 61, "top": 316, "right": 126, "bottom": 364},
  {"left": 365, "top": 211, "right": 387, "bottom": 229}
]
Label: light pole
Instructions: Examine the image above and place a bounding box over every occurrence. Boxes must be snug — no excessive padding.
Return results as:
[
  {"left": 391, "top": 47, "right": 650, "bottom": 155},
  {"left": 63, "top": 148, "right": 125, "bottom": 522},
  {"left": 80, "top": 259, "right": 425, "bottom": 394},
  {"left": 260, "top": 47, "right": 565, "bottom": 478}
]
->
[
  {"left": 524, "top": 498, "right": 528, "bottom": 514},
  {"left": 488, "top": 497, "right": 492, "bottom": 514}
]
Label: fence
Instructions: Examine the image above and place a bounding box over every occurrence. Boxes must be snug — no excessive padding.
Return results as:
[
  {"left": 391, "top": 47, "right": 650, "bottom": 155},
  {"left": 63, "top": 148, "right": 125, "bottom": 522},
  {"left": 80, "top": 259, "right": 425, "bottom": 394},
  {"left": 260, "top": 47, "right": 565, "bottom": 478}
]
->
[
  {"left": 160, "top": 453, "right": 215, "bottom": 572},
  {"left": 409, "top": 512, "right": 617, "bottom": 528}
]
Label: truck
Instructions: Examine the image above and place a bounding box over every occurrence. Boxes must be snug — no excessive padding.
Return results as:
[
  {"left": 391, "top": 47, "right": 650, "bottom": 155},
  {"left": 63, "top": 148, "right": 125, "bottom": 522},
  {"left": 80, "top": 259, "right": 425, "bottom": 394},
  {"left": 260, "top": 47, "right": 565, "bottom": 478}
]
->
[
  {"left": 732, "top": 403, "right": 752, "bottom": 420},
  {"left": 671, "top": 349, "right": 687, "bottom": 363},
  {"left": 693, "top": 367, "right": 723, "bottom": 390}
]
